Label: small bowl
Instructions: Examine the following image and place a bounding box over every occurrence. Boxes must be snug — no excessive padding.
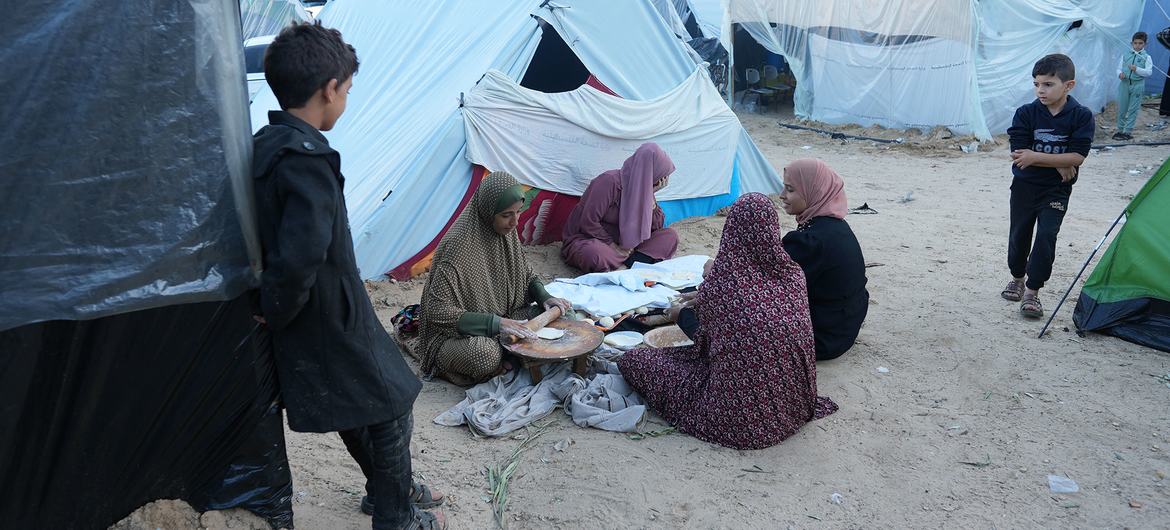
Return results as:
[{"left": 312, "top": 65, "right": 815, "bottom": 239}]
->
[
  {"left": 642, "top": 325, "right": 694, "bottom": 348},
  {"left": 603, "top": 331, "right": 644, "bottom": 350}
]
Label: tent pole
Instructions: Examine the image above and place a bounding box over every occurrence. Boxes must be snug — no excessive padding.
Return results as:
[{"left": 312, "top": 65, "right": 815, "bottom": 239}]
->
[
  {"left": 1038, "top": 209, "right": 1127, "bottom": 338},
  {"left": 727, "top": 26, "right": 735, "bottom": 107}
]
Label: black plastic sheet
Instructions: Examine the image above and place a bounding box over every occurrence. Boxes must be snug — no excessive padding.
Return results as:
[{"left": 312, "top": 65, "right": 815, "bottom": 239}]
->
[{"left": 0, "top": 297, "right": 291, "bottom": 529}]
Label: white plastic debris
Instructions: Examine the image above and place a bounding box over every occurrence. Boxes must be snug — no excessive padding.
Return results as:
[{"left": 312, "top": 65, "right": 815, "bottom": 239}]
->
[
  {"left": 960, "top": 141, "right": 978, "bottom": 153},
  {"left": 877, "top": 366, "right": 890, "bottom": 374},
  {"left": 1048, "top": 475, "right": 1079, "bottom": 493},
  {"left": 830, "top": 492, "right": 844, "bottom": 504},
  {"left": 801, "top": 145, "right": 812, "bottom": 150}
]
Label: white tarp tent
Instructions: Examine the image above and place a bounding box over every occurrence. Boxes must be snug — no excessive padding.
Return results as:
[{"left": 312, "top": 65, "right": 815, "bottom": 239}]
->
[
  {"left": 463, "top": 68, "right": 740, "bottom": 201},
  {"left": 249, "top": 0, "right": 779, "bottom": 280},
  {"left": 714, "top": 0, "right": 1144, "bottom": 139}
]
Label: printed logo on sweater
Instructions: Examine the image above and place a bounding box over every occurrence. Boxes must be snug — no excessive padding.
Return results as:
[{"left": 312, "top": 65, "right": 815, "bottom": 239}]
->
[{"left": 1033, "top": 129, "right": 1069, "bottom": 154}]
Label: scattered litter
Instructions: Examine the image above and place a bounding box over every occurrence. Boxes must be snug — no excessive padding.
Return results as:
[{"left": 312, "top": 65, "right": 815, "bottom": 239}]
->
[
  {"left": 849, "top": 202, "right": 879, "bottom": 215},
  {"left": 960, "top": 141, "right": 979, "bottom": 153},
  {"left": 1102, "top": 146, "right": 1115, "bottom": 151},
  {"left": 830, "top": 492, "right": 844, "bottom": 505},
  {"left": 741, "top": 464, "right": 773, "bottom": 474},
  {"left": 898, "top": 191, "right": 915, "bottom": 203},
  {"left": 894, "top": 137, "right": 905, "bottom": 144},
  {"left": 1048, "top": 475, "right": 1079, "bottom": 493},
  {"left": 959, "top": 456, "right": 991, "bottom": 468},
  {"left": 553, "top": 438, "right": 574, "bottom": 452},
  {"left": 1129, "top": 170, "right": 1142, "bottom": 175},
  {"left": 877, "top": 366, "right": 889, "bottom": 373},
  {"left": 933, "top": 259, "right": 949, "bottom": 264},
  {"left": 1060, "top": 501, "right": 1080, "bottom": 509},
  {"left": 865, "top": 262, "right": 886, "bottom": 268},
  {"left": 801, "top": 145, "right": 812, "bottom": 150},
  {"left": 1156, "top": 470, "right": 1166, "bottom": 480},
  {"left": 1129, "top": 499, "right": 1143, "bottom": 509},
  {"left": 627, "top": 426, "right": 676, "bottom": 440}
]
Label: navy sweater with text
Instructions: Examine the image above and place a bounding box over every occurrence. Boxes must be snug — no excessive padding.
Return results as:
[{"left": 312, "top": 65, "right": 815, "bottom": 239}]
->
[{"left": 1007, "top": 96, "right": 1094, "bottom": 186}]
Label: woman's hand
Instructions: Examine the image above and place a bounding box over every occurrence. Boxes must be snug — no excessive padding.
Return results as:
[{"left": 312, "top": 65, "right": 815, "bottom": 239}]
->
[
  {"left": 543, "top": 297, "right": 572, "bottom": 314},
  {"left": 665, "top": 292, "right": 698, "bottom": 321},
  {"left": 499, "top": 318, "right": 538, "bottom": 341}
]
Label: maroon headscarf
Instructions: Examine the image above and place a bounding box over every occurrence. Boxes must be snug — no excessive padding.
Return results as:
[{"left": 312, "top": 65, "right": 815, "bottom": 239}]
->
[
  {"left": 617, "top": 143, "right": 674, "bottom": 249},
  {"left": 784, "top": 158, "right": 847, "bottom": 225},
  {"left": 618, "top": 193, "right": 837, "bottom": 449}
]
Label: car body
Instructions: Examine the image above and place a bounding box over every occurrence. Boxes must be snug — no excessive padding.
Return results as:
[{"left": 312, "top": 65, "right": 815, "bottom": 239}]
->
[{"left": 244, "top": 35, "right": 275, "bottom": 102}]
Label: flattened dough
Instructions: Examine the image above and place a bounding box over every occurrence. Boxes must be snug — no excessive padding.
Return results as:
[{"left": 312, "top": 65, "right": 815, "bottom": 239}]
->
[{"left": 537, "top": 327, "right": 565, "bottom": 340}]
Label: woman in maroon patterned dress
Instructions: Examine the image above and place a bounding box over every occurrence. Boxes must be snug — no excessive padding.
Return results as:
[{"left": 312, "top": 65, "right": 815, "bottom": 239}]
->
[{"left": 618, "top": 193, "right": 837, "bottom": 449}]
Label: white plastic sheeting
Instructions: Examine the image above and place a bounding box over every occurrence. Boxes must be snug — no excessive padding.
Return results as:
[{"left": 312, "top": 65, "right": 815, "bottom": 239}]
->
[
  {"left": 250, "top": 0, "right": 780, "bottom": 279},
  {"left": 239, "top": 0, "right": 309, "bottom": 41},
  {"left": 721, "top": 0, "right": 1145, "bottom": 138},
  {"left": 724, "top": 0, "right": 987, "bottom": 138},
  {"left": 976, "top": 0, "right": 1145, "bottom": 133},
  {"left": 464, "top": 69, "right": 739, "bottom": 201}
]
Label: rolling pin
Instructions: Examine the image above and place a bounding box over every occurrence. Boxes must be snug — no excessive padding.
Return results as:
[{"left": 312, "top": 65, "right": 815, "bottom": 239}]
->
[{"left": 522, "top": 306, "right": 563, "bottom": 331}]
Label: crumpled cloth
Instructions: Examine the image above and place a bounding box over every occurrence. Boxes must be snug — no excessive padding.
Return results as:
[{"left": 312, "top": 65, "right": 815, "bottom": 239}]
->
[{"left": 434, "top": 346, "right": 645, "bottom": 435}]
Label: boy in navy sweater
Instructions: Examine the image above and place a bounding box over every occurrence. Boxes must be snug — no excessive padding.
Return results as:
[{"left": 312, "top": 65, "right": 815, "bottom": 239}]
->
[{"left": 1001, "top": 54, "right": 1094, "bottom": 319}]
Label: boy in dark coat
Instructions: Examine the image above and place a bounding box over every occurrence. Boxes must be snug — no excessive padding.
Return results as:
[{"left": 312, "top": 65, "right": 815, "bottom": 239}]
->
[
  {"left": 252, "top": 22, "right": 444, "bottom": 529},
  {"left": 1001, "top": 54, "right": 1094, "bottom": 319}
]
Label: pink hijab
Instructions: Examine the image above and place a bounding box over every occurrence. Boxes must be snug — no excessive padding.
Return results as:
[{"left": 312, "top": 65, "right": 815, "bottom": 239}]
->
[
  {"left": 618, "top": 143, "right": 675, "bottom": 249},
  {"left": 784, "top": 158, "right": 847, "bottom": 225}
]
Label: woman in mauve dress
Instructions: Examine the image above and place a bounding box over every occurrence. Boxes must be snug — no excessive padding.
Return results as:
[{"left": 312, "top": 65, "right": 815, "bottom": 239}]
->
[
  {"left": 618, "top": 193, "right": 837, "bottom": 450},
  {"left": 561, "top": 142, "right": 679, "bottom": 273}
]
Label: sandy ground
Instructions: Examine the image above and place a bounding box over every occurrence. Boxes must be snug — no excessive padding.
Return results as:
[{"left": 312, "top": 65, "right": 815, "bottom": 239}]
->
[
  {"left": 268, "top": 110, "right": 1170, "bottom": 529},
  {"left": 121, "top": 109, "right": 1170, "bottom": 529}
]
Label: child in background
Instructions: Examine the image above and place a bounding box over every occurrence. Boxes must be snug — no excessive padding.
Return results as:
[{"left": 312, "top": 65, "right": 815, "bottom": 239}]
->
[
  {"left": 1002, "top": 54, "right": 1094, "bottom": 319},
  {"left": 1114, "top": 31, "right": 1153, "bottom": 141}
]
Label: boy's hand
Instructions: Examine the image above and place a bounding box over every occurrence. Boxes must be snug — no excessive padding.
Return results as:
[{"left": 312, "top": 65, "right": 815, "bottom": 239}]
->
[
  {"left": 1129, "top": 64, "right": 1138, "bottom": 72},
  {"left": 1119, "top": 72, "right": 1126, "bottom": 80},
  {"left": 1056, "top": 166, "right": 1078, "bottom": 183},
  {"left": 1011, "top": 149, "right": 1040, "bottom": 169}
]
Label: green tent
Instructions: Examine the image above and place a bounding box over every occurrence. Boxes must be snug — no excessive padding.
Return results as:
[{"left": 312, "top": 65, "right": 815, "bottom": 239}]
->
[{"left": 1074, "top": 156, "right": 1170, "bottom": 352}]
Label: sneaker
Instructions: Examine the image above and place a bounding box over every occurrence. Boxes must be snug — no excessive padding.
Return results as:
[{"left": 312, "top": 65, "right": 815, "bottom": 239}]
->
[
  {"left": 1122, "top": 133, "right": 1134, "bottom": 141},
  {"left": 1112, "top": 132, "right": 1126, "bottom": 140}
]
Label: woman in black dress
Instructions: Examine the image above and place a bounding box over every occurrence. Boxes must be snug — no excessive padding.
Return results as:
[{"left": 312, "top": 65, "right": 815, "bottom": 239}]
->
[{"left": 778, "top": 158, "right": 869, "bottom": 360}]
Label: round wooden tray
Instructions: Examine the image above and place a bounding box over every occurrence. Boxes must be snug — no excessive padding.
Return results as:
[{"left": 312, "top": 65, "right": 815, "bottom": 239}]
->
[
  {"left": 504, "top": 319, "right": 604, "bottom": 361},
  {"left": 642, "top": 325, "right": 694, "bottom": 348}
]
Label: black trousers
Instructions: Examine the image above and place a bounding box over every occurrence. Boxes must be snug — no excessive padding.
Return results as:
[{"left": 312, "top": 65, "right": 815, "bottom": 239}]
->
[
  {"left": 1008, "top": 180, "right": 1071, "bottom": 290},
  {"left": 339, "top": 414, "right": 414, "bottom": 529}
]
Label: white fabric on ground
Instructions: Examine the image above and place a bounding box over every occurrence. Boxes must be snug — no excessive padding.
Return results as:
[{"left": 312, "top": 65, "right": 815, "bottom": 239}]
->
[
  {"left": 434, "top": 357, "right": 645, "bottom": 436},
  {"left": 546, "top": 255, "right": 710, "bottom": 316},
  {"left": 464, "top": 69, "right": 739, "bottom": 201}
]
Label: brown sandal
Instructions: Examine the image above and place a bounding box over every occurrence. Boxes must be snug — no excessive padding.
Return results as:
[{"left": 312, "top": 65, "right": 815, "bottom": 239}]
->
[
  {"left": 1001, "top": 279, "right": 1024, "bottom": 302},
  {"left": 1020, "top": 295, "right": 1043, "bottom": 319}
]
